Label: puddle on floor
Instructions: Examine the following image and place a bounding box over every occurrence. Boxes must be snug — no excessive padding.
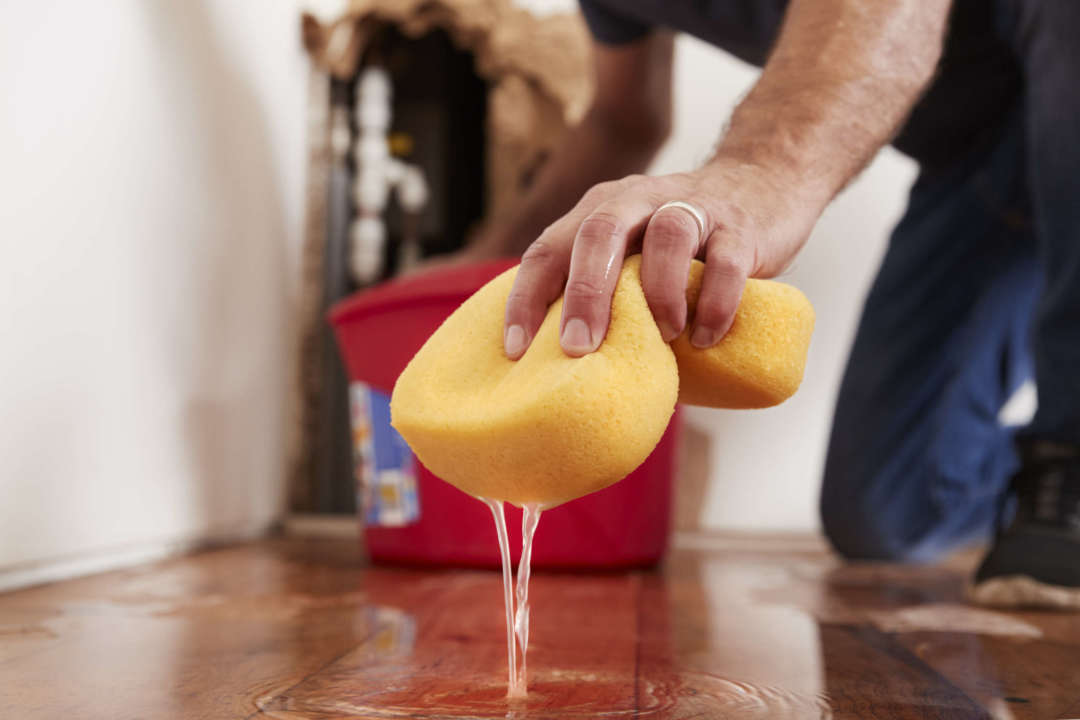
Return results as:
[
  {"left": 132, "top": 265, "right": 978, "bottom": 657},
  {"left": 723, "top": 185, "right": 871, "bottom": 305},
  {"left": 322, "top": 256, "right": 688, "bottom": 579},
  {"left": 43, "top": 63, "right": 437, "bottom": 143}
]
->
[{"left": 264, "top": 669, "right": 832, "bottom": 719}]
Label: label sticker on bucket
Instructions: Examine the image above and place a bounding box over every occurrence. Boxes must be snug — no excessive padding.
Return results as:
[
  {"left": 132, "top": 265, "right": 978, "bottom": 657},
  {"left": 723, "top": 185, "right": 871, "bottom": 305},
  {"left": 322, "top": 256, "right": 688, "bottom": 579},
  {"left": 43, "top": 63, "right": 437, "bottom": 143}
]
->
[{"left": 351, "top": 382, "right": 420, "bottom": 526}]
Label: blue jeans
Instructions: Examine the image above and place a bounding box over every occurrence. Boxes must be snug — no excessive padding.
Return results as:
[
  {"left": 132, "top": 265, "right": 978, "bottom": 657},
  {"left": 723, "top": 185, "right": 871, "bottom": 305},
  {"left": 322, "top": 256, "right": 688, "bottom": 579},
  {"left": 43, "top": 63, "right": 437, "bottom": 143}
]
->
[{"left": 820, "top": 1, "right": 1080, "bottom": 561}]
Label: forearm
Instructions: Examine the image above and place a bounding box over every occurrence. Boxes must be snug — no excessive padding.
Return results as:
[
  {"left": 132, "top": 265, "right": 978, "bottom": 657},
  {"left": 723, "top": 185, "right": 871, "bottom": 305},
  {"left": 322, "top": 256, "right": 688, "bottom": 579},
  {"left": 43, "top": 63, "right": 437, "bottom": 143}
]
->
[
  {"left": 501, "top": 1, "right": 951, "bottom": 358},
  {"left": 483, "top": 109, "right": 666, "bottom": 256},
  {"left": 715, "top": 0, "right": 950, "bottom": 210}
]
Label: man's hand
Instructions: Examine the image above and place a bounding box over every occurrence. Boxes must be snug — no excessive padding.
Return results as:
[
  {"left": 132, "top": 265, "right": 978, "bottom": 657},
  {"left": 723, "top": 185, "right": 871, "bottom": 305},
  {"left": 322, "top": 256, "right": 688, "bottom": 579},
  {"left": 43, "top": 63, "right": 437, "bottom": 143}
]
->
[
  {"left": 503, "top": 160, "right": 820, "bottom": 359},
  {"left": 503, "top": 0, "right": 949, "bottom": 360}
]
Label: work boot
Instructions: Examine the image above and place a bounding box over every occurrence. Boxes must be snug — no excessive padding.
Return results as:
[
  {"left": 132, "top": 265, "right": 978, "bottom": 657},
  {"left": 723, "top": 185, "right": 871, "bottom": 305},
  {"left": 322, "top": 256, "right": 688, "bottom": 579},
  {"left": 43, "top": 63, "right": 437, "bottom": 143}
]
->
[{"left": 970, "top": 440, "right": 1080, "bottom": 609}]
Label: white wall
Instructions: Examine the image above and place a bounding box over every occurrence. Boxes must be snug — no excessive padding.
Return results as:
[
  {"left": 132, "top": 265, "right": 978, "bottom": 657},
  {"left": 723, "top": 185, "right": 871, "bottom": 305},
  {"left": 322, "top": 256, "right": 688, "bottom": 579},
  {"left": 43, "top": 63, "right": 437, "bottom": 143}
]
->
[
  {"left": 652, "top": 36, "right": 918, "bottom": 530},
  {"left": 0, "top": 0, "right": 337, "bottom": 586}
]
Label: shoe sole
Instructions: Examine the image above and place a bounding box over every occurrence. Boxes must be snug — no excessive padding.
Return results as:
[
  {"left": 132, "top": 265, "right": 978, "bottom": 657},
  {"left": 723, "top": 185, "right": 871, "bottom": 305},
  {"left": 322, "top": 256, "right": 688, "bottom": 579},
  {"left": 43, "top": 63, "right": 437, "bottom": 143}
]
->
[{"left": 969, "top": 574, "right": 1080, "bottom": 610}]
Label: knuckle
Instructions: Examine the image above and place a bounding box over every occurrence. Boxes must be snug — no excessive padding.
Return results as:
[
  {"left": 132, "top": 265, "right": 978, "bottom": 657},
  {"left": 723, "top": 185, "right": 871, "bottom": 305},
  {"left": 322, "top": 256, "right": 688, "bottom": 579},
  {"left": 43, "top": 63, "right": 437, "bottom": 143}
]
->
[
  {"left": 648, "top": 212, "right": 699, "bottom": 249},
  {"left": 695, "top": 275, "right": 742, "bottom": 328},
  {"left": 708, "top": 255, "right": 741, "bottom": 279},
  {"left": 505, "top": 284, "right": 534, "bottom": 310},
  {"left": 564, "top": 277, "right": 607, "bottom": 303},
  {"left": 521, "top": 238, "right": 557, "bottom": 266},
  {"left": 705, "top": 248, "right": 749, "bottom": 281},
  {"left": 708, "top": 202, "right": 753, "bottom": 236},
  {"left": 695, "top": 293, "right": 736, "bottom": 327},
  {"left": 649, "top": 294, "right": 684, "bottom": 323},
  {"left": 686, "top": 195, "right": 717, "bottom": 226},
  {"left": 536, "top": 221, "right": 559, "bottom": 240},
  {"left": 505, "top": 286, "right": 532, "bottom": 307},
  {"left": 576, "top": 212, "right": 621, "bottom": 245},
  {"left": 505, "top": 289, "right": 543, "bottom": 327},
  {"left": 583, "top": 181, "right": 616, "bottom": 203},
  {"left": 698, "top": 309, "right": 734, "bottom": 334}
]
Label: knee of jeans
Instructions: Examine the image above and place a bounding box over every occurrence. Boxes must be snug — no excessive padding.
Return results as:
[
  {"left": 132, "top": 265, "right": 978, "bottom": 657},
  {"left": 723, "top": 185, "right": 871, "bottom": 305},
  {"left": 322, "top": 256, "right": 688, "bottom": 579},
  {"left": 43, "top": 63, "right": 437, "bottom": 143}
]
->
[{"left": 820, "top": 467, "right": 925, "bottom": 563}]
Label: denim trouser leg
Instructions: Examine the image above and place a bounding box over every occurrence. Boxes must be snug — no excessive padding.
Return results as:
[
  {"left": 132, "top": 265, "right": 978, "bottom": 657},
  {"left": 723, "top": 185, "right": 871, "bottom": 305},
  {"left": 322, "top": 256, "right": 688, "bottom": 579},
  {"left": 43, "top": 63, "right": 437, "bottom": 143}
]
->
[
  {"left": 821, "top": 115, "right": 1040, "bottom": 562},
  {"left": 821, "top": 2, "right": 1080, "bottom": 561},
  {"left": 1009, "top": 0, "right": 1080, "bottom": 443}
]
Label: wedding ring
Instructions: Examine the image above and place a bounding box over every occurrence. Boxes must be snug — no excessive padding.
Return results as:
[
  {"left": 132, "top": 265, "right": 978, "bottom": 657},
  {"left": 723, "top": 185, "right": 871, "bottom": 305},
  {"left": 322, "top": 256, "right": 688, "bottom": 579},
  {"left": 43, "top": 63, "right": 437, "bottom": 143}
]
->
[{"left": 654, "top": 200, "right": 707, "bottom": 243}]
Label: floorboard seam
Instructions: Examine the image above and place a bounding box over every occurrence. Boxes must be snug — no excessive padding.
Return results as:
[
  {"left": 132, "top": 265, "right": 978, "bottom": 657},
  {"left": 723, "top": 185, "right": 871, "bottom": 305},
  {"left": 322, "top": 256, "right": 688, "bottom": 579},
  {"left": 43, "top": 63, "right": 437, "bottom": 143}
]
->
[
  {"left": 849, "top": 624, "right": 993, "bottom": 719},
  {"left": 244, "top": 631, "right": 378, "bottom": 720}
]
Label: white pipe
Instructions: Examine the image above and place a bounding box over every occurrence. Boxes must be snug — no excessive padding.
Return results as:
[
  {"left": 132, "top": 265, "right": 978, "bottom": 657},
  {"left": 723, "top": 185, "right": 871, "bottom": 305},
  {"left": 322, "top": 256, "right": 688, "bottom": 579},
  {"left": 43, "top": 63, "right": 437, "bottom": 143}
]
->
[{"left": 349, "top": 65, "right": 431, "bottom": 284}]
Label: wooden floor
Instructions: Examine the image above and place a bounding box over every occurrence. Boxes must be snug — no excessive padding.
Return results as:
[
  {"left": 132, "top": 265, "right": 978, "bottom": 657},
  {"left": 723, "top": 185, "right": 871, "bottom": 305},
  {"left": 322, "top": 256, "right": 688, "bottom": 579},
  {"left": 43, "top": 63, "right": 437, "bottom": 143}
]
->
[{"left": 2, "top": 534, "right": 1078, "bottom": 719}]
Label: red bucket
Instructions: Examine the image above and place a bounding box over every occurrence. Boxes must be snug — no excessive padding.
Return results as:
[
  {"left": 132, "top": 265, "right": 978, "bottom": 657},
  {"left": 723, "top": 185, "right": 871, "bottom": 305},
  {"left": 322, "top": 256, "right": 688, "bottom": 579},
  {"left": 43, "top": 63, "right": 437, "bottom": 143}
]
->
[{"left": 329, "top": 260, "right": 678, "bottom": 569}]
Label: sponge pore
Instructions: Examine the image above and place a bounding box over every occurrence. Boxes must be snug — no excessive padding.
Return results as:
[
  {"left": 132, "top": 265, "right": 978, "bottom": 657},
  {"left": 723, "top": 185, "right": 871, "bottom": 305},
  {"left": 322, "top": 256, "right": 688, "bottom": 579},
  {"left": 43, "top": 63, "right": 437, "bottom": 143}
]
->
[{"left": 390, "top": 255, "right": 814, "bottom": 507}]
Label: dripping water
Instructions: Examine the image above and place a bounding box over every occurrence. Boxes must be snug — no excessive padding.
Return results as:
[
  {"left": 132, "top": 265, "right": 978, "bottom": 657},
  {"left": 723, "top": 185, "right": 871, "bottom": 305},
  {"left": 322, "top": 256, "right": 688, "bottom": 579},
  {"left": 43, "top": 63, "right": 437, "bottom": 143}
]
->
[
  {"left": 481, "top": 498, "right": 543, "bottom": 698},
  {"left": 483, "top": 498, "right": 517, "bottom": 694},
  {"left": 514, "top": 503, "right": 542, "bottom": 692}
]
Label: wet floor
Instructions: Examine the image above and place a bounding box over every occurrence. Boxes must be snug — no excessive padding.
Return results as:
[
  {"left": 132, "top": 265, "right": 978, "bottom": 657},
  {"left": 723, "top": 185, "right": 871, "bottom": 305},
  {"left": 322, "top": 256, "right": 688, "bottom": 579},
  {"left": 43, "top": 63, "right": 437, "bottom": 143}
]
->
[{"left": 1, "top": 534, "right": 1078, "bottom": 719}]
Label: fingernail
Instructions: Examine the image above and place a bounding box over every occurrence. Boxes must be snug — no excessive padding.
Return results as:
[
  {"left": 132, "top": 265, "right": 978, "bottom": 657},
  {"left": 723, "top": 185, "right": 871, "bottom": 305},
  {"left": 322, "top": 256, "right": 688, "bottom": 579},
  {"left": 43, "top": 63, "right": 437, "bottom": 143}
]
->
[
  {"left": 504, "top": 324, "right": 527, "bottom": 358},
  {"left": 690, "top": 325, "right": 717, "bottom": 349},
  {"left": 561, "top": 317, "right": 594, "bottom": 355},
  {"left": 657, "top": 320, "right": 679, "bottom": 343}
]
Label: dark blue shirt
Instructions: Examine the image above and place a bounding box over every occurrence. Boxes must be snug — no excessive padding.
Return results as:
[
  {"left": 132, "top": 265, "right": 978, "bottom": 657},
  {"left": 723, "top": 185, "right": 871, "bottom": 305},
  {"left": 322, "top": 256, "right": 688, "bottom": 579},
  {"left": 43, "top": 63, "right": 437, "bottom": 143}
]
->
[{"left": 579, "top": 0, "right": 1021, "bottom": 170}]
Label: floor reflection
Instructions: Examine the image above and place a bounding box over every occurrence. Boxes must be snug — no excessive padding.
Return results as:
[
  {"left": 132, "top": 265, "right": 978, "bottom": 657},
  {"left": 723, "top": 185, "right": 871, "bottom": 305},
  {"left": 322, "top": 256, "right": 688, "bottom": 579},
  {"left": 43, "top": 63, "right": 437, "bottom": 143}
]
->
[{"left": 650, "top": 552, "right": 831, "bottom": 719}]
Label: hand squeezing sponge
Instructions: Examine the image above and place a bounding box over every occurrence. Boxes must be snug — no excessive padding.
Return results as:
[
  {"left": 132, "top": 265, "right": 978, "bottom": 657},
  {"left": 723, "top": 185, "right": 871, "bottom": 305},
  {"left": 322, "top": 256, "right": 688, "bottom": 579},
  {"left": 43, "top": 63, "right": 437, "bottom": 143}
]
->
[{"left": 390, "top": 255, "right": 813, "bottom": 508}]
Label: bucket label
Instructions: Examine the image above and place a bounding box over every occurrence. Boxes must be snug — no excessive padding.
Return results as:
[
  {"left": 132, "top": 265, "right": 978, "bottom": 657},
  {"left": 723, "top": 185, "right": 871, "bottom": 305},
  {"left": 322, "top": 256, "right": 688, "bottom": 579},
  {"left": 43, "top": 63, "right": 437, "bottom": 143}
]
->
[{"left": 351, "top": 382, "right": 420, "bottom": 526}]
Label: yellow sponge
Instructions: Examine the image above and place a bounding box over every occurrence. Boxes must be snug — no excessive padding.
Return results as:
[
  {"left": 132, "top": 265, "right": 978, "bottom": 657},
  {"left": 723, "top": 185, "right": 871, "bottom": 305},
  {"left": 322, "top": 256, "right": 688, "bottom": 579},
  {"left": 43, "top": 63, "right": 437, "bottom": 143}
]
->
[
  {"left": 390, "top": 256, "right": 678, "bottom": 508},
  {"left": 673, "top": 261, "right": 815, "bottom": 408},
  {"left": 390, "top": 255, "right": 814, "bottom": 507}
]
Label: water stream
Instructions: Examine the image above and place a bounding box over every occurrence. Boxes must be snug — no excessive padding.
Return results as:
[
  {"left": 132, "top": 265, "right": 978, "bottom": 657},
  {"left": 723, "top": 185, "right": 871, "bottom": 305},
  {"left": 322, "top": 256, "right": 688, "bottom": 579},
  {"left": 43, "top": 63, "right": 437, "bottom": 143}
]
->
[{"left": 481, "top": 498, "right": 543, "bottom": 698}]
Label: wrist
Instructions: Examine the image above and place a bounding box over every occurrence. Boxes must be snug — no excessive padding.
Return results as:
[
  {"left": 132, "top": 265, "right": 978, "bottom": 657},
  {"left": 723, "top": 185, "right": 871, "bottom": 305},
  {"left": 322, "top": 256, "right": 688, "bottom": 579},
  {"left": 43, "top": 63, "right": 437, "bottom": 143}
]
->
[
  {"left": 687, "top": 154, "right": 826, "bottom": 278},
  {"left": 706, "top": 144, "right": 834, "bottom": 215}
]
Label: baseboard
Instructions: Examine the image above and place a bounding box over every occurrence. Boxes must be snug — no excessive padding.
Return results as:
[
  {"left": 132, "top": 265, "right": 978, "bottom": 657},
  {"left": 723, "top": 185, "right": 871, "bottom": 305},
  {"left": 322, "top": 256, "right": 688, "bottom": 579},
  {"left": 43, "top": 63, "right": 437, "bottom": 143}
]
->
[
  {"left": 0, "top": 523, "right": 274, "bottom": 594},
  {"left": 672, "top": 529, "right": 829, "bottom": 554},
  {"left": 282, "top": 513, "right": 361, "bottom": 538}
]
